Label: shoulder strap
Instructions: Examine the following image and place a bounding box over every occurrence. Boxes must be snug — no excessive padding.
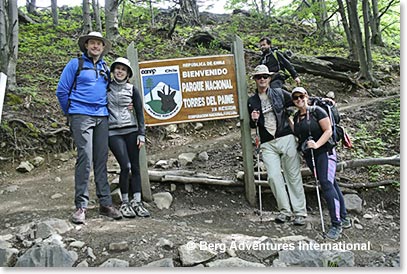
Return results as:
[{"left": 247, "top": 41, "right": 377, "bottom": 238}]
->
[{"left": 70, "top": 56, "right": 84, "bottom": 94}]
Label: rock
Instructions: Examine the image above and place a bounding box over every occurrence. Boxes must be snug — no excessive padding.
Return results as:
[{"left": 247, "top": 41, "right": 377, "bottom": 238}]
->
[
  {"left": 4, "top": 185, "right": 19, "bottom": 193},
  {"left": 156, "top": 238, "right": 174, "bottom": 250},
  {"left": 198, "top": 151, "right": 209, "bottom": 161},
  {"left": 15, "top": 243, "right": 77, "bottom": 267},
  {"left": 16, "top": 161, "right": 34, "bottom": 173},
  {"left": 178, "top": 152, "right": 196, "bottom": 166},
  {"left": 111, "top": 188, "right": 122, "bottom": 205},
  {"left": 184, "top": 184, "right": 193, "bottom": 193},
  {"left": 343, "top": 194, "right": 363, "bottom": 213},
  {"left": 99, "top": 258, "right": 129, "bottom": 267},
  {"left": 69, "top": 241, "right": 85, "bottom": 249},
  {"left": 194, "top": 122, "right": 204, "bottom": 131},
  {"left": 153, "top": 192, "right": 173, "bottom": 209},
  {"left": 109, "top": 241, "right": 129, "bottom": 252},
  {"left": 0, "top": 247, "right": 19, "bottom": 266},
  {"left": 31, "top": 156, "right": 45, "bottom": 167},
  {"left": 276, "top": 244, "right": 355, "bottom": 267},
  {"left": 206, "top": 257, "right": 265, "bottom": 267},
  {"left": 155, "top": 160, "right": 169, "bottom": 169},
  {"left": 165, "top": 124, "right": 178, "bottom": 134},
  {"left": 144, "top": 258, "right": 174, "bottom": 267},
  {"left": 178, "top": 241, "right": 217, "bottom": 266},
  {"left": 77, "top": 259, "right": 89, "bottom": 267},
  {"left": 51, "top": 193, "right": 63, "bottom": 199},
  {"left": 54, "top": 177, "right": 62, "bottom": 183},
  {"left": 363, "top": 213, "right": 373, "bottom": 219}
]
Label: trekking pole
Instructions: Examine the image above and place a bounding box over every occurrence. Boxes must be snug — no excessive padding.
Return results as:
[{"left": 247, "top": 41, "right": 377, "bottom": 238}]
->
[
  {"left": 254, "top": 122, "right": 263, "bottom": 223},
  {"left": 310, "top": 148, "right": 325, "bottom": 236}
]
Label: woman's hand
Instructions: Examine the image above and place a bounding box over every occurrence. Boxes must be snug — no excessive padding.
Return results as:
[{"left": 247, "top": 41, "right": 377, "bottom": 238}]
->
[
  {"left": 306, "top": 139, "right": 319, "bottom": 149},
  {"left": 251, "top": 110, "right": 260, "bottom": 121}
]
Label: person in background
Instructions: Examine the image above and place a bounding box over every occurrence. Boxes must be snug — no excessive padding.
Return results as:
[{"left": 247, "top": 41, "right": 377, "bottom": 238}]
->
[
  {"left": 248, "top": 65, "right": 307, "bottom": 226},
  {"left": 56, "top": 32, "right": 122, "bottom": 224},
  {"left": 291, "top": 87, "right": 351, "bottom": 240},
  {"left": 107, "top": 57, "right": 150, "bottom": 218},
  {"left": 259, "top": 36, "right": 300, "bottom": 89}
]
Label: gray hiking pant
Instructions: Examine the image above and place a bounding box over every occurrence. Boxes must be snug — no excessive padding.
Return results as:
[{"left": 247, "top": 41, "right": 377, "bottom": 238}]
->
[
  {"left": 261, "top": 134, "right": 307, "bottom": 217},
  {"left": 70, "top": 114, "right": 112, "bottom": 208}
]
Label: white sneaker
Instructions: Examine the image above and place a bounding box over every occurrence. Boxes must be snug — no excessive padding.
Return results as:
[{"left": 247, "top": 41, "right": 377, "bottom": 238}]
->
[
  {"left": 130, "top": 200, "right": 151, "bottom": 217},
  {"left": 119, "top": 203, "right": 136, "bottom": 218}
]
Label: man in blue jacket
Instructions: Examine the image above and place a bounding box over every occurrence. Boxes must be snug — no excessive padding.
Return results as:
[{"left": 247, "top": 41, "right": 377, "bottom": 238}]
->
[{"left": 56, "top": 32, "right": 122, "bottom": 224}]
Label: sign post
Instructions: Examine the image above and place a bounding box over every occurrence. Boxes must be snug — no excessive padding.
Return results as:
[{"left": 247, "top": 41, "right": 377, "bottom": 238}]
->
[
  {"left": 232, "top": 36, "right": 256, "bottom": 207},
  {"left": 0, "top": 73, "right": 7, "bottom": 123},
  {"left": 127, "top": 43, "right": 153, "bottom": 202}
]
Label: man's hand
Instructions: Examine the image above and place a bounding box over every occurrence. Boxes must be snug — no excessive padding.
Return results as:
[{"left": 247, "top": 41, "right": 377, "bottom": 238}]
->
[{"left": 294, "top": 77, "right": 301, "bottom": 86}]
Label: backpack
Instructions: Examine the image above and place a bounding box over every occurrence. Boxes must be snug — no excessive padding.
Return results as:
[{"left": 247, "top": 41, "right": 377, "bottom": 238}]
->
[{"left": 310, "top": 97, "right": 352, "bottom": 148}]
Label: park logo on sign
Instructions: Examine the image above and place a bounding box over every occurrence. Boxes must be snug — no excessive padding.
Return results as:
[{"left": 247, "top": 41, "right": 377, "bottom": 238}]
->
[{"left": 141, "top": 65, "right": 182, "bottom": 120}]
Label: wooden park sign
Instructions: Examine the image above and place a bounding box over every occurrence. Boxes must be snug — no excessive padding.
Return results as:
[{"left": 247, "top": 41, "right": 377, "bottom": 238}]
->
[{"left": 139, "top": 55, "right": 239, "bottom": 126}]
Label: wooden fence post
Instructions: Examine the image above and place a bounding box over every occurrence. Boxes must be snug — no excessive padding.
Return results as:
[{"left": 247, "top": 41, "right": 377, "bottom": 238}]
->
[{"left": 232, "top": 35, "right": 256, "bottom": 207}]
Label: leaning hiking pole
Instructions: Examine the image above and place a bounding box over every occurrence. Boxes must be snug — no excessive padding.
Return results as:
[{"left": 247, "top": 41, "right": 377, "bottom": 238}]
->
[
  {"left": 310, "top": 148, "right": 325, "bottom": 235},
  {"left": 255, "top": 123, "right": 262, "bottom": 223}
]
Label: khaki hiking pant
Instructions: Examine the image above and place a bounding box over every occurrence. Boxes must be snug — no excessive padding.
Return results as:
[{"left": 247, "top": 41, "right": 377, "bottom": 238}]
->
[{"left": 261, "top": 134, "right": 307, "bottom": 217}]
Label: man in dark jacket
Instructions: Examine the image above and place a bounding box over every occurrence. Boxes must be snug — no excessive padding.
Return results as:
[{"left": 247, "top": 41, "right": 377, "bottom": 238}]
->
[
  {"left": 259, "top": 37, "right": 301, "bottom": 89},
  {"left": 248, "top": 65, "right": 307, "bottom": 226},
  {"left": 56, "top": 32, "right": 122, "bottom": 224}
]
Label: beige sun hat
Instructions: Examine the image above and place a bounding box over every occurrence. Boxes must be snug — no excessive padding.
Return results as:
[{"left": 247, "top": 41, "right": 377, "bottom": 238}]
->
[
  {"left": 110, "top": 57, "right": 134, "bottom": 79},
  {"left": 78, "top": 31, "right": 111, "bottom": 56},
  {"left": 291, "top": 87, "right": 308, "bottom": 96},
  {"left": 251, "top": 65, "right": 275, "bottom": 78}
]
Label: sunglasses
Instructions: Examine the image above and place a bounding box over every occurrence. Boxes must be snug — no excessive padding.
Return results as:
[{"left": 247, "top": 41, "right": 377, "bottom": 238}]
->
[
  {"left": 292, "top": 94, "right": 306, "bottom": 100},
  {"left": 254, "top": 75, "right": 270, "bottom": 80}
]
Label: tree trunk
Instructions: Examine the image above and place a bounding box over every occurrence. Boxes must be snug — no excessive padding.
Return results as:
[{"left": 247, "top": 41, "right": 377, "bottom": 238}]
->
[
  {"left": 82, "top": 0, "right": 92, "bottom": 34},
  {"left": 314, "top": 0, "right": 331, "bottom": 37},
  {"left": 347, "top": 0, "right": 372, "bottom": 82},
  {"left": 92, "top": 0, "right": 102, "bottom": 33},
  {"left": 179, "top": 0, "right": 200, "bottom": 26},
  {"left": 362, "top": 0, "right": 376, "bottom": 84},
  {"left": 51, "top": 0, "right": 58, "bottom": 26},
  {"left": 336, "top": 0, "right": 355, "bottom": 59},
  {"left": 2, "top": 0, "right": 18, "bottom": 91},
  {"left": 26, "top": 0, "right": 37, "bottom": 15},
  {"left": 0, "top": 0, "right": 8, "bottom": 74},
  {"left": 149, "top": 0, "right": 155, "bottom": 27},
  {"left": 105, "top": 0, "right": 120, "bottom": 42},
  {"left": 370, "top": 0, "right": 384, "bottom": 46}
]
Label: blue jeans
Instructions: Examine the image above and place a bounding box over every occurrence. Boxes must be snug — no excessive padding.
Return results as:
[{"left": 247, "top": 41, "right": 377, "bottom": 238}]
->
[{"left": 70, "top": 114, "right": 112, "bottom": 208}]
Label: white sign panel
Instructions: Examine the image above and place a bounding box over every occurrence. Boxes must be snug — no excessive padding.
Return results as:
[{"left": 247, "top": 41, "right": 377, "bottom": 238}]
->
[{"left": 0, "top": 73, "right": 7, "bottom": 123}]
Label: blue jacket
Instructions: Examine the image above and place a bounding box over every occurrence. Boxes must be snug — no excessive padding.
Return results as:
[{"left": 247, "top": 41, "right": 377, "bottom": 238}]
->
[{"left": 56, "top": 54, "right": 110, "bottom": 116}]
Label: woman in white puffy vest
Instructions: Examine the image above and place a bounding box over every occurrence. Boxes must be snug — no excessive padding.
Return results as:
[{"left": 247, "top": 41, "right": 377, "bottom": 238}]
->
[{"left": 107, "top": 57, "right": 150, "bottom": 218}]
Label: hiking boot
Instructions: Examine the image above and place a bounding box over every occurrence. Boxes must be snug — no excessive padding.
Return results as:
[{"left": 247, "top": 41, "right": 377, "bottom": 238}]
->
[
  {"left": 326, "top": 225, "right": 342, "bottom": 240},
  {"left": 275, "top": 213, "right": 290, "bottom": 224},
  {"left": 341, "top": 217, "right": 351, "bottom": 229},
  {"left": 99, "top": 205, "right": 122, "bottom": 220},
  {"left": 293, "top": 216, "right": 306, "bottom": 226},
  {"left": 131, "top": 200, "right": 151, "bottom": 217},
  {"left": 71, "top": 208, "right": 86, "bottom": 224},
  {"left": 120, "top": 203, "right": 136, "bottom": 218}
]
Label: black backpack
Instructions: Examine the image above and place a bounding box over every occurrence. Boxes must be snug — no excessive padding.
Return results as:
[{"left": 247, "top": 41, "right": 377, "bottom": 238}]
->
[{"left": 310, "top": 97, "right": 352, "bottom": 148}]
